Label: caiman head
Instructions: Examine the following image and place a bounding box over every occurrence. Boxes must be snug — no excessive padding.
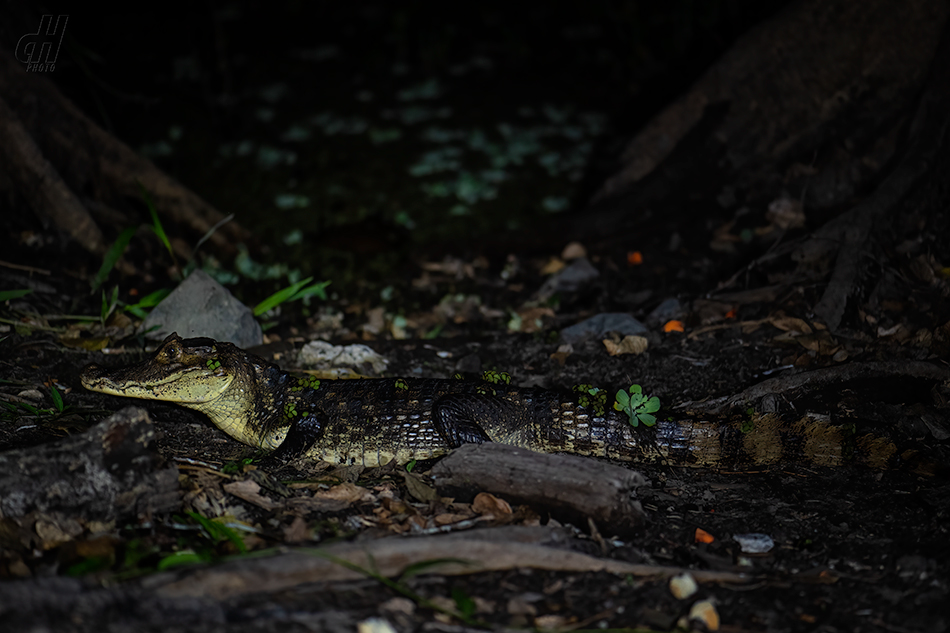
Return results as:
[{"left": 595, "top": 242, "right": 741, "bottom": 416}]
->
[{"left": 81, "top": 332, "right": 284, "bottom": 449}]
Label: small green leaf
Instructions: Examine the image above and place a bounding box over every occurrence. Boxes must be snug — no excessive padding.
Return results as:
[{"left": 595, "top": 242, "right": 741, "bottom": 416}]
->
[
  {"left": 157, "top": 549, "right": 208, "bottom": 571},
  {"left": 254, "top": 277, "right": 314, "bottom": 316},
  {"left": 50, "top": 384, "right": 64, "bottom": 413},
  {"left": 637, "top": 413, "right": 657, "bottom": 427},
  {"left": 124, "top": 288, "right": 171, "bottom": 319},
  {"left": 289, "top": 280, "right": 331, "bottom": 302},
  {"left": 92, "top": 227, "right": 136, "bottom": 293},
  {"left": 139, "top": 183, "right": 174, "bottom": 260},
  {"left": 0, "top": 289, "right": 33, "bottom": 302},
  {"left": 614, "top": 390, "right": 630, "bottom": 409}
]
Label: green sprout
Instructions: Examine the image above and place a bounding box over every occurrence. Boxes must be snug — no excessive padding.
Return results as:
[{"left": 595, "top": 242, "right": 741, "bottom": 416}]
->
[
  {"left": 613, "top": 384, "right": 660, "bottom": 427},
  {"left": 253, "top": 276, "right": 331, "bottom": 316},
  {"left": 573, "top": 383, "right": 606, "bottom": 417},
  {"left": 481, "top": 370, "right": 511, "bottom": 385}
]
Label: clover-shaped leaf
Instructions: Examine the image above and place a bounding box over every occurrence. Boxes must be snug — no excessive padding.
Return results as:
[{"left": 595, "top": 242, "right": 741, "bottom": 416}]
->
[{"left": 613, "top": 384, "right": 660, "bottom": 427}]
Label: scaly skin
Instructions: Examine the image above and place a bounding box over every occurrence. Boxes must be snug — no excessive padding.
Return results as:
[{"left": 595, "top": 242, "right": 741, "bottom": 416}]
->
[{"left": 81, "top": 333, "right": 888, "bottom": 468}]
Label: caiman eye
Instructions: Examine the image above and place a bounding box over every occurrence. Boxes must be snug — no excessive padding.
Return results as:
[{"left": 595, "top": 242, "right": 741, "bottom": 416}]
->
[{"left": 164, "top": 343, "right": 180, "bottom": 360}]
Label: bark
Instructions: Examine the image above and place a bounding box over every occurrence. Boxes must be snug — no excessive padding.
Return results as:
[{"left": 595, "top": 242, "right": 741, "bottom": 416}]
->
[
  {"left": 0, "top": 407, "right": 179, "bottom": 549},
  {"left": 430, "top": 443, "right": 648, "bottom": 535},
  {"left": 0, "top": 52, "right": 251, "bottom": 259}
]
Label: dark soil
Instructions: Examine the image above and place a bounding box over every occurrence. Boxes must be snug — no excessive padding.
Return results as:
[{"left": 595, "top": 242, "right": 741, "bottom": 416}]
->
[
  {"left": 1, "top": 258, "right": 949, "bottom": 631},
  {"left": 2, "top": 3, "right": 950, "bottom": 632}
]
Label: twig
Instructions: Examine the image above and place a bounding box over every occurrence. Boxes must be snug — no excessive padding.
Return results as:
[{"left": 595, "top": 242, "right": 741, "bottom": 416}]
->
[{"left": 0, "top": 259, "right": 51, "bottom": 275}]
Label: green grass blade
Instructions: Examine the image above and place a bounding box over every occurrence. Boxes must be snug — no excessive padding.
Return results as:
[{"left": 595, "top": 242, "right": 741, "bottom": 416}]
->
[
  {"left": 50, "top": 384, "right": 64, "bottom": 413},
  {"left": 289, "top": 280, "right": 331, "bottom": 302},
  {"left": 253, "top": 277, "right": 313, "bottom": 316},
  {"left": 123, "top": 288, "right": 171, "bottom": 319},
  {"left": 0, "top": 289, "right": 33, "bottom": 302},
  {"left": 91, "top": 227, "right": 136, "bottom": 293},
  {"left": 139, "top": 182, "right": 174, "bottom": 259},
  {"left": 193, "top": 213, "right": 234, "bottom": 256}
]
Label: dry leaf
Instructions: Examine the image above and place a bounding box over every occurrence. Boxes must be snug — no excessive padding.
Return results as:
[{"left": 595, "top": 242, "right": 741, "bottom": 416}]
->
[
  {"left": 472, "top": 492, "right": 512, "bottom": 517},
  {"left": 315, "top": 482, "right": 375, "bottom": 504},
  {"left": 663, "top": 320, "right": 685, "bottom": 333},
  {"left": 769, "top": 314, "right": 813, "bottom": 334},
  {"left": 561, "top": 241, "right": 587, "bottom": 260},
  {"left": 513, "top": 307, "right": 555, "bottom": 333},
  {"left": 402, "top": 472, "right": 439, "bottom": 503},
  {"left": 223, "top": 479, "right": 279, "bottom": 511},
  {"left": 539, "top": 257, "right": 566, "bottom": 275},
  {"left": 283, "top": 516, "right": 311, "bottom": 543},
  {"left": 603, "top": 335, "right": 648, "bottom": 356},
  {"left": 694, "top": 528, "right": 715, "bottom": 544}
]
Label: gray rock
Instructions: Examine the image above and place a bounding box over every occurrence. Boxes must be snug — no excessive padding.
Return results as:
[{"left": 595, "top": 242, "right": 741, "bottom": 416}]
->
[
  {"left": 560, "top": 313, "right": 648, "bottom": 345},
  {"left": 142, "top": 269, "right": 262, "bottom": 347},
  {"left": 646, "top": 297, "right": 684, "bottom": 327},
  {"left": 537, "top": 257, "right": 599, "bottom": 298}
]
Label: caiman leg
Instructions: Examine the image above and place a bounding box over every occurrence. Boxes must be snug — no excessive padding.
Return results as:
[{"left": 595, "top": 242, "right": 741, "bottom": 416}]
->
[
  {"left": 433, "top": 395, "right": 495, "bottom": 447},
  {"left": 269, "top": 414, "right": 325, "bottom": 462}
]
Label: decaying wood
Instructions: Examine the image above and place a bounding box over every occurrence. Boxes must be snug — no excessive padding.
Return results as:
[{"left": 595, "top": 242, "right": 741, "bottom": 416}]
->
[
  {"left": 0, "top": 94, "right": 106, "bottom": 256},
  {"left": 146, "top": 525, "right": 750, "bottom": 601},
  {"left": 687, "top": 361, "right": 950, "bottom": 415},
  {"left": 593, "top": 0, "right": 949, "bottom": 209},
  {"left": 429, "top": 443, "right": 647, "bottom": 534},
  {"left": 0, "top": 52, "right": 251, "bottom": 259},
  {"left": 0, "top": 407, "right": 179, "bottom": 547},
  {"left": 812, "top": 24, "right": 950, "bottom": 330},
  {"left": 0, "top": 526, "right": 750, "bottom": 630}
]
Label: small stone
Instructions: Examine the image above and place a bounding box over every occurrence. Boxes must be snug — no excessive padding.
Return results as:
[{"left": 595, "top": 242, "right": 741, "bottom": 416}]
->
[
  {"left": 669, "top": 572, "right": 698, "bottom": 599},
  {"left": 561, "top": 241, "right": 587, "bottom": 260}
]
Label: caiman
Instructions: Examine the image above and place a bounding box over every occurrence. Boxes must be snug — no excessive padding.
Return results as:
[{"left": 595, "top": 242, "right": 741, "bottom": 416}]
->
[{"left": 80, "top": 333, "right": 903, "bottom": 469}]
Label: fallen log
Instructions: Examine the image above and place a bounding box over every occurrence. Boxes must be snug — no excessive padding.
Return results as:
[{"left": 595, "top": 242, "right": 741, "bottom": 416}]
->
[
  {"left": 429, "top": 443, "right": 648, "bottom": 535},
  {"left": 0, "top": 406, "right": 179, "bottom": 548}
]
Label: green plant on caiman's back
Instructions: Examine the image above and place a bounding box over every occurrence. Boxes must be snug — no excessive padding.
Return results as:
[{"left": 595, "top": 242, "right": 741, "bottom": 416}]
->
[{"left": 613, "top": 384, "right": 661, "bottom": 427}]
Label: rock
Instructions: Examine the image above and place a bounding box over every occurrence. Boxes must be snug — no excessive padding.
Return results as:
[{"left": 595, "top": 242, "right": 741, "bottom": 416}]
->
[
  {"left": 646, "top": 297, "right": 684, "bottom": 327},
  {"left": 536, "top": 257, "right": 599, "bottom": 298},
  {"left": 560, "top": 313, "right": 648, "bottom": 345},
  {"left": 298, "top": 340, "right": 389, "bottom": 375},
  {"left": 142, "top": 269, "right": 262, "bottom": 347}
]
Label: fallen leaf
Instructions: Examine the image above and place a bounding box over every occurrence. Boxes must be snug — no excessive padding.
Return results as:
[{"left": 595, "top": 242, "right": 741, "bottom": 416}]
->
[
  {"left": 561, "top": 242, "right": 587, "bottom": 260},
  {"left": 283, "top": 516, "right": 311, "bottom": 543},
  {"left": 688, "top": 599, "right": 720, "bottom": 631},
  {"left": 603, "top": 335, "right": 648, "bottom": 356},
  {"left": 472, "top": 492, "right": 512, "bottom": 517},
  {"left": 663, "top": 320, "right": 685, "bottom": 333},
  {"left": 402, "top": 472, "right": 439, "bottom": 503},
  {"left": 223, "top": 479, "right": 279, "bottom": 511},
  {"left": 539, "top": 257, "right": 566, "bottom": 275},
  {"left": 694, "top": 528, "right": 715, "bottom": 544},
  {"left": 769, "top": 313, "right": 813, "bottom": 334},
  {"left": 315, "top": 482, "right": 375, "bottom": 504},
  {"left": 627, "top": 251, "right": 643, "bottom": 265}
]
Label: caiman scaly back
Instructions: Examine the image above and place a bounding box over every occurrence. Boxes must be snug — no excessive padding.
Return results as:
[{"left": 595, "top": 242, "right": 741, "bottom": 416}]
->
[{"left": 81, "top": 333, "right": 896, "bottom": 469}]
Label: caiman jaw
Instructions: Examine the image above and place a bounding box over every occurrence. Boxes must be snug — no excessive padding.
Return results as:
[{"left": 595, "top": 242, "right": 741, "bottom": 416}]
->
[
  {"left": 81, "top": 333, "right": 235, "bottom": 405},
  {"left": 81, "top": 363, "right": 234, "bottom": 403}
]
